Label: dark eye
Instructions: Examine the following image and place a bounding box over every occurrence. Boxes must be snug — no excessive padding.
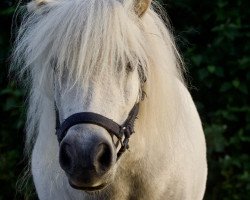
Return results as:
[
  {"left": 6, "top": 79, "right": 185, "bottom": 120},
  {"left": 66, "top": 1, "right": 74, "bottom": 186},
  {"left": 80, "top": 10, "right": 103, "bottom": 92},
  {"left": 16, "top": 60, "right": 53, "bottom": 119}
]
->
[
  {"left": 51, "top": 58, "right": 58, "bottom": 72},
  {"left": 126, "top": 62, "right": 135, "bottom": 72}
]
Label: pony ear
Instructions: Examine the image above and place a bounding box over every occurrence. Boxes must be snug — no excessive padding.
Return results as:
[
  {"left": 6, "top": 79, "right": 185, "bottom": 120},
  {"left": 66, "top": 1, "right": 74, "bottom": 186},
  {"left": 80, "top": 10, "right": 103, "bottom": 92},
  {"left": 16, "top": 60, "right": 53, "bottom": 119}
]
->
[
  {"left": 134, "top": 0, "right": 152, "bottom": 17},
  {"left": 27, "top": 0, "right": 54, "bottom": 12}
]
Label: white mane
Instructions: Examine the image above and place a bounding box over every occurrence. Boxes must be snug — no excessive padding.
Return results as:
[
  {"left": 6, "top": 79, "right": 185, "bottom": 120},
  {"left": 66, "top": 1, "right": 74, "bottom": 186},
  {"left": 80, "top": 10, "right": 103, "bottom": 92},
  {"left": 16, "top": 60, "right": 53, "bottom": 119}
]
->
[{"left": 13, "top": 0, "right": 183, "bottom": 155}]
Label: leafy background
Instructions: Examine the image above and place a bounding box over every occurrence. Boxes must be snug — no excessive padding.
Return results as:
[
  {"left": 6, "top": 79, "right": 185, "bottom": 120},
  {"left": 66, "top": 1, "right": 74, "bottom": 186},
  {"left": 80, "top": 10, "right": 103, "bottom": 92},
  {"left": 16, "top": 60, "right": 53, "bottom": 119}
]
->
[{"left": 0, "top": 0, "right": 249, "bottom": 199}]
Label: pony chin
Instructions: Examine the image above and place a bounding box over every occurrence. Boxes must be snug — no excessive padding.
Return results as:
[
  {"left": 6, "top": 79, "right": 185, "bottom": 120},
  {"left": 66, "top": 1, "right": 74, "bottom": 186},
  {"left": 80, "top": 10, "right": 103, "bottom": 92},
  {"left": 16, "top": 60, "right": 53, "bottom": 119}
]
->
[{"left": 67, "top": 173, "right": 114, "bottom": 192}]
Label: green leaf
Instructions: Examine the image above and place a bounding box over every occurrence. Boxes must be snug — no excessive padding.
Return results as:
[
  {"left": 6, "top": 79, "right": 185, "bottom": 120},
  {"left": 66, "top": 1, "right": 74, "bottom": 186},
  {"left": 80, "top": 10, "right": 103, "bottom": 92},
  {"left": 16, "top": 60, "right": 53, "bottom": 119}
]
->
[
  {"left": 207, "top": 65, "right": 216, "bottom": 73},
  {"left": 232, "top": 79, "right": 240, "bottom": 88}
]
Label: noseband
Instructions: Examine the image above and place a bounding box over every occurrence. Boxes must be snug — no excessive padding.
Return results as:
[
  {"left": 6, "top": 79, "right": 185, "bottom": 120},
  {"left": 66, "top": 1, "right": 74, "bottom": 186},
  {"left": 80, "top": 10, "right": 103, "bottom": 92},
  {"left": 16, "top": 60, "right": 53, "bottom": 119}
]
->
[{"left": 55, "top": 103, "right": 139, "bottom": 160}]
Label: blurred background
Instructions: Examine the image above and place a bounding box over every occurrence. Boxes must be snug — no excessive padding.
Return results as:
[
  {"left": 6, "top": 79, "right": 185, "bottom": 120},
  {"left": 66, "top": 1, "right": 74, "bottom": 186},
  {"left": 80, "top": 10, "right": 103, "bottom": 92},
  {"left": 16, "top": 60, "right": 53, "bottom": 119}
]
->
[{"left": 0, "top": 0, "right": 249, "bottom": 199}]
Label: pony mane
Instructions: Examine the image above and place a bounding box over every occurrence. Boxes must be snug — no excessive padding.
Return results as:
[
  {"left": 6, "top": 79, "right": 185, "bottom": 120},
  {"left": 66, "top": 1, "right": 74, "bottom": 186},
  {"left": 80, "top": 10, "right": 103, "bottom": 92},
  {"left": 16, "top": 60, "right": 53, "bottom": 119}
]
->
[{"left": 12, "top": 0, "right": 184, "bottom": 155}]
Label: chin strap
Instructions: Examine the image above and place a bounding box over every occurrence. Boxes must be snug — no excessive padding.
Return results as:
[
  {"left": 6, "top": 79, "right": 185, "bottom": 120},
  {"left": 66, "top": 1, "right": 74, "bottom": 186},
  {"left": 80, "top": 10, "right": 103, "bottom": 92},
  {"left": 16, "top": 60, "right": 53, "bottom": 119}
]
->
[{"left": 55, "top": 103, "right": 139, "bottom": 160}]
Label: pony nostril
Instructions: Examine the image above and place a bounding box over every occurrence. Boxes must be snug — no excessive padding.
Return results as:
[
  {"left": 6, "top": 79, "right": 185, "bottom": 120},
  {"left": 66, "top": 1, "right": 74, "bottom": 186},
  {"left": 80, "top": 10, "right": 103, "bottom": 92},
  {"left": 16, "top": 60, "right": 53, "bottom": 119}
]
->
[
  {"left": 94, "top": 143, "right": 113, "bottom": 173},
  {"left": 59, "top": 143, "right": 73, "bottom": 172}
]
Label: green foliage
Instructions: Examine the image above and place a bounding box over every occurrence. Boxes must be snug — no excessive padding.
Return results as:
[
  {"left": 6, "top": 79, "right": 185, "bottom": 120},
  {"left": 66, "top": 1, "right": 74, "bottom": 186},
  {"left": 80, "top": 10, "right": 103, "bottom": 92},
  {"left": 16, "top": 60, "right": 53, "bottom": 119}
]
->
[
  {"left": 163, "top": 0, "right": 250, "bottom": 199},
  {"left": 0, "top": 0, "right": 249, "bottom": 199},
  {"left": 0, "top": 1, "right": 32, "bottom": 199}
]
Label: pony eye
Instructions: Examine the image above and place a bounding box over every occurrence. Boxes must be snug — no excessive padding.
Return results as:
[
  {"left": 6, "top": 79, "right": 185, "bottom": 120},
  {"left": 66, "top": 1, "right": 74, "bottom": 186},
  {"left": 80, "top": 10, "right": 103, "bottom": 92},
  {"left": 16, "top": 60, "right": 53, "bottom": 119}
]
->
[
  {"left": 126, "top": 62, "right": 135, "bottom": 72},
  {"left": 50, "top": 58, "right": 57, "bottom": 71}
]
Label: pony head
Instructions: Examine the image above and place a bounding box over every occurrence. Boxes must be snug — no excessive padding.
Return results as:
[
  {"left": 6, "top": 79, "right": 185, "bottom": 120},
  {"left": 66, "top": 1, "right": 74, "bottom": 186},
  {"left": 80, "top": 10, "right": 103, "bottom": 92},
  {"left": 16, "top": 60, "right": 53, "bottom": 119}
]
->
[{"left": 20, "top": 0, "right": 152, "bottom": 191}]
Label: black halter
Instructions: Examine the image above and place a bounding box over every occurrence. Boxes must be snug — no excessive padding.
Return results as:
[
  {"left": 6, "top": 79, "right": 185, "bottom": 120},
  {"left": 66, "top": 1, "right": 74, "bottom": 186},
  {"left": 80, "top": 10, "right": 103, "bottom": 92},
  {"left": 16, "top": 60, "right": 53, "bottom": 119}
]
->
[{"left": 55, "top": 103, "right": 139, "bottom": 160}]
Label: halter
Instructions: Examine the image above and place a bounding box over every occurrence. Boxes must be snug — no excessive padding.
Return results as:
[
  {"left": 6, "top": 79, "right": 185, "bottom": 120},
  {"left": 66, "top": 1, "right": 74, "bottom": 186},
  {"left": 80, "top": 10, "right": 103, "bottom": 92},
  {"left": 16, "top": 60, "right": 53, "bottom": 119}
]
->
[{"left": 55, "top": 103, "right": 139, "bottom": 160}]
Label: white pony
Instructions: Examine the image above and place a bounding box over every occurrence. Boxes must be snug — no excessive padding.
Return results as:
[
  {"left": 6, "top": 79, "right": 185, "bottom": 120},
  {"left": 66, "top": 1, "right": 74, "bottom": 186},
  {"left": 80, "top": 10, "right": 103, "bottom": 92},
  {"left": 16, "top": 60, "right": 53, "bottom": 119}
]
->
[{"left": 13, "top": 0, "right": 207, "bottom": 199}]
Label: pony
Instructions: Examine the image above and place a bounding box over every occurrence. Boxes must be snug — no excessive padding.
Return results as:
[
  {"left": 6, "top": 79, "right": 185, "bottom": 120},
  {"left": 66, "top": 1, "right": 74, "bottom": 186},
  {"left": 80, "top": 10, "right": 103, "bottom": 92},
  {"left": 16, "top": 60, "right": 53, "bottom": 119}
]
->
[{"left": 13, "top": 0, "right": 207, "bottom": 199}]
